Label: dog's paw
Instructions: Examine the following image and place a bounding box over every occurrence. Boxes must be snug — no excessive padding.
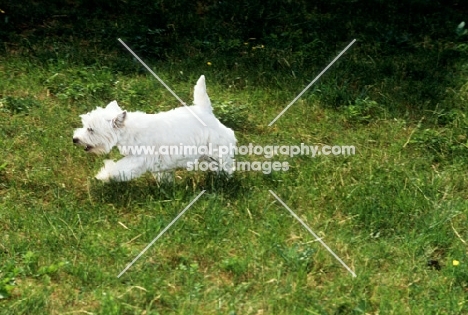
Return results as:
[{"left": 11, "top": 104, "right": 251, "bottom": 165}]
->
[
  {"left": 95, "top": 160, "right": 115, "bottom": 182},
  {"left": 95, "top": 169, "right": 110, "bottom": 182}
]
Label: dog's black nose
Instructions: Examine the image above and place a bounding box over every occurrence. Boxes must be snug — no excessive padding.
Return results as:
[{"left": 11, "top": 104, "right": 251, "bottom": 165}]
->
[{"left": 73, "top": 138, "right": 79, "bottom": 144}]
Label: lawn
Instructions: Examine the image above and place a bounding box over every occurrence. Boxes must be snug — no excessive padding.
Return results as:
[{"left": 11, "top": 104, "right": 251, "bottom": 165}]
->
[{"left": 1, "top": 3, "right": 468, "bottom": 314}]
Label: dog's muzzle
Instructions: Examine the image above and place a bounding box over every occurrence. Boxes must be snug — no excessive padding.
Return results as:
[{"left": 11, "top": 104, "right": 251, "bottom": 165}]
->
[{"left": 73, "top": 138, "right": 93, "bottom": 151}]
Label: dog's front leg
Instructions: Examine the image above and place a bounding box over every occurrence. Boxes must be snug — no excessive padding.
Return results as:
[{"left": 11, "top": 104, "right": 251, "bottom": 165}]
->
[{"left": 95, "top": 156, "right": 148, "bottom": 182}]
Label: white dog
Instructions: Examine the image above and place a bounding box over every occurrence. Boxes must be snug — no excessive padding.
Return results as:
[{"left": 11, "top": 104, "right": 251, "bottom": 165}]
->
[{"left": 73, "top": 75, "right": 236, "bottom": 182}]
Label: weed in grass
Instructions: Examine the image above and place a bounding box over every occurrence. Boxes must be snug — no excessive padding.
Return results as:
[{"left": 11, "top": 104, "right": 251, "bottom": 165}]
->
[
  {"left": 0, "top": 269, "right": 16, "bottom": 300},
  {"left": 213, "top": 100, "right": 252, "bottom": 131},
  {"left": 0, "top": 96, "right": 40, "bottom": 114},
  {"left": 274, "top": 243, "right": 315, "bottom": 273},
  {"left": 44, "top": 68, "right": 116, "bottom": 102},
  {"left": 343, "top": 97, "right": 385, "bottom": 124}
]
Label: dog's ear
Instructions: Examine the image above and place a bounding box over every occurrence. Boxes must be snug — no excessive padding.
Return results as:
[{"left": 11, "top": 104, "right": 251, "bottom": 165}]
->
[
  {"left": 111, "top": 111, "right": 127, "bottom": 128},
  {"left": 106, "top": 100, "right": 122, "bottom": 112}
]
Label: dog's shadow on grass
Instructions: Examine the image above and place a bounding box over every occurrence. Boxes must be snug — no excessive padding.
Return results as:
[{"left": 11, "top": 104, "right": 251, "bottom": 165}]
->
[{"left": 89, "top": 172, "right": 248, "bottom": 208}]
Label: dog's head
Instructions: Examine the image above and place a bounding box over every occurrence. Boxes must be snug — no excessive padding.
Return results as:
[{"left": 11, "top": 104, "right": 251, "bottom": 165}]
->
[{"left": 73, "top": 101, "right": 127, "bottom": 154}]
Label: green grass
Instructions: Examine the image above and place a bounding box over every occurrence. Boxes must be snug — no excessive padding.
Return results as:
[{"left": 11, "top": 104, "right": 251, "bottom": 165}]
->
[{"left": 1, "top": 21, "right": 468, "bottom": 314}]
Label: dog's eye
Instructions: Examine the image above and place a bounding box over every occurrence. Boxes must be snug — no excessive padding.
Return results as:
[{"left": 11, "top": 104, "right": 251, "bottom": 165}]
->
[{"left": 87, "top": 128, "right": 94, "bottom": 132}]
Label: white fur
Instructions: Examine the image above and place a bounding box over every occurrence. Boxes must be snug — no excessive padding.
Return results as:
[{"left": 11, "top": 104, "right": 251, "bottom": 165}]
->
[{"left": 73, "top": 75, "right": 236, "bottom": 182}]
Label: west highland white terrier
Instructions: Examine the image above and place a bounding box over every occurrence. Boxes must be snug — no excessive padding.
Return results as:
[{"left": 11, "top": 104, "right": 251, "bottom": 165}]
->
[{"left": 73, "top": 75, "right": 236, "bottom": 182}]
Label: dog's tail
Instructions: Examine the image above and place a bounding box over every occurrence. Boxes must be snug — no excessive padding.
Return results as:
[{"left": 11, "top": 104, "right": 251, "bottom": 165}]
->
[{"left": 193, "top": 75, "right": 212, "bottom": 112}]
